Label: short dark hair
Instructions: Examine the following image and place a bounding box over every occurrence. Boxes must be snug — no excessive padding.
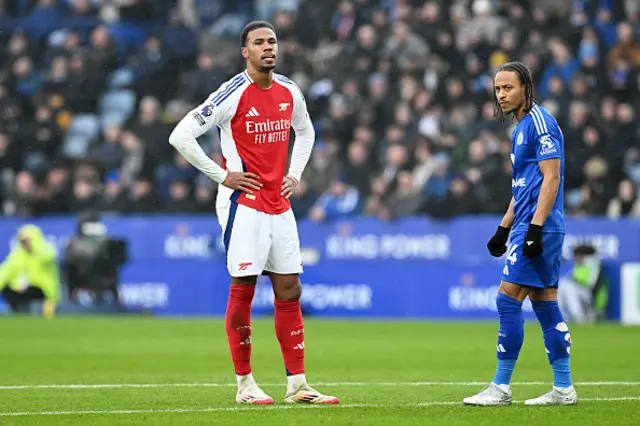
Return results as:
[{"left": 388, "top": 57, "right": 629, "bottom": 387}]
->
[
  {"left": 240, "top": 21, "right": 277, "bottom": 47},
  {"left": 493, "top": 61, "right": 536, "bottom": 119}
]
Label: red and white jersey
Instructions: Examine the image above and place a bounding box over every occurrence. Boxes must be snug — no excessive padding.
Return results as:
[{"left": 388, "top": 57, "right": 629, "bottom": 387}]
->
[{"left": 188, "top": 70, "right": 313, "bottom": 215}]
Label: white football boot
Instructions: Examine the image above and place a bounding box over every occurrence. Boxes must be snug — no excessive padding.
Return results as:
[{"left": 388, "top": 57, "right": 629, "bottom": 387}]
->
[
  {"left": 284, "top": 374, "right": 340, "bottom": 404},
  {"left": 235, "top": 373, "right": 274, "bottom": 405},
  {"left": 524, "top": 386, "right": 578, "bottom": 406},
  {"left": 463, "top": 383, "right": 513, "bottom": 406}
]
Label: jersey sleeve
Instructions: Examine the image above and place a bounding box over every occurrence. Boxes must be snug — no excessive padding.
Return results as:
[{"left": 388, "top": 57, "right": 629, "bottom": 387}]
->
[
  {"left": 183, "top": 80, "right": 239, "bottom": 135},
  {"left": 290, "top": 83, "right": 311, "bottom": 132},
  {"left": 168, "top": 77, "right": 244, "bottom": 183},
  {"left": 285, "top": 78, "right": 315, "bottom": 182},
  {"left": 529, "top": 107, "right": 562, "bottom": 162}
]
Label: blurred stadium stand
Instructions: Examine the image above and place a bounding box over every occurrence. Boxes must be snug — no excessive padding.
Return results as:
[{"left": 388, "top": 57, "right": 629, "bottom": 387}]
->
[
  {"left": 0, "top": 0, "right": 638, "bottom": 221},
  {"left": 1, "top": 0, "right": 640, "bottom": 322}
]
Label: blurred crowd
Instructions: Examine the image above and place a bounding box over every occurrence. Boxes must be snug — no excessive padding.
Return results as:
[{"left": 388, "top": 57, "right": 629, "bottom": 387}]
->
[{"left": 0, "top": 0, "right": 639, "bottom": 221}]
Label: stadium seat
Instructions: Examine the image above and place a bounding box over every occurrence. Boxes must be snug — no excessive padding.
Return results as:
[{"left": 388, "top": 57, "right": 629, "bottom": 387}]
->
[
  {"left": 108, "top": 69, "right": 136, "bottom": 89},
  {"left": 100, "top": 112, "right": 126, "bottom": 129},
  {"left": 61, "top": 114, "right": 100, "bottom": 159},
  {"left": 99, "top": 90, "right": 136, "bottom": 118}
]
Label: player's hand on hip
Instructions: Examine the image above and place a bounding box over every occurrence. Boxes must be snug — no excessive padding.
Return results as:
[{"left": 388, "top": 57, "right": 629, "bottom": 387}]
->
[
  {"left": 487, "top": 225, "right": 510, "bottom": 257},
  {"left": 522, "top": 224, "right": 543, "bottom": 258},
  {"left": 222, "top": 171, "right": 262, "bottom": 194},
  {"left": 281, "top": 175, "right": 298, "bottom": 199}
]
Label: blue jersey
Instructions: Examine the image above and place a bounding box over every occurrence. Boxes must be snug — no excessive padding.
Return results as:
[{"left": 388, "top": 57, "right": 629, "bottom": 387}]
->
[{"left": 510, "top": 104, "right": 565, "bottom": 233}]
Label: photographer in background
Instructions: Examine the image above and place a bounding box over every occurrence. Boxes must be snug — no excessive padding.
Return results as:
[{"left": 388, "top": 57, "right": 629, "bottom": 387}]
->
[
  {"left": 559, "top": 244, "right": 609, "bottom": 323},
  {"left": 62, "top": 212, "right": 128, "bottom": 310},
  {"left": 0, "top": 225, "right": 60, "bottom": 318}
]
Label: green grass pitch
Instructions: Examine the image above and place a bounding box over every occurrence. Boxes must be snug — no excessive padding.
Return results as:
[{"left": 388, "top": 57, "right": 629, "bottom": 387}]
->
[{"left": 1, "top": 316, "right": 639, "bottom": 425}]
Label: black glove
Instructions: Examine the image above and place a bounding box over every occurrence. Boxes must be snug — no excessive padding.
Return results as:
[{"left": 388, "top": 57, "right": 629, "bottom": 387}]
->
[
  {"left": 523, "top": 224, "right": 543, "bottom": 258},
  {"left": 487, "top": 226, "right": 510, "bottom": 257}
]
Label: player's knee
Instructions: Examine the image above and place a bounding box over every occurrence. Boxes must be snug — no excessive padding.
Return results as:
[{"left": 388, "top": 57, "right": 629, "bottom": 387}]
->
[
  {"left": 273, "top": 279, "right": 301, "bottom": 302},
  {"left": 498, "top": 281, "right": 528, "bottom": 301},
  {"left": 531, "top": 300, "right": 564, "bottom": 327},
  {"left": 496, "top": 293, "right": 523, "bottom": 315}
]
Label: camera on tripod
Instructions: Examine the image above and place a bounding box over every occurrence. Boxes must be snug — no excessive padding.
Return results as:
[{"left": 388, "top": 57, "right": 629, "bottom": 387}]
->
[{"left": 62, "top": 212, "right": 128, "bottom": 308}]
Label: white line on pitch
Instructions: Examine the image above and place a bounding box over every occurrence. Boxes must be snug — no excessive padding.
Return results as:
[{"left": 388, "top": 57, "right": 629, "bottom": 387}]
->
[
  {"left": 2, "top": 381, "right": 640, "bottom": 390},
  {"left": 1, "top": 397, "right": 639, "bottom": 417}
]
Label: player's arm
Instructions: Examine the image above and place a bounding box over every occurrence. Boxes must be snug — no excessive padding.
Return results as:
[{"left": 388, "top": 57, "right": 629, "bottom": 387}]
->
[
  {"left": 168, "top": 99, "right": 228, "bottom": 184},
  {"left": 169, "top": 94, "right": 261, "bottom": 193},
  {"left": 282, "top": 83, "right": 315, "bottom": 198},
  {"left": 523, "top": 120, "right": 563, "bottom": 257},
  {"left": 531, "top": 122, "right": 563, "bottom": 227},
  {"left": 500, "top": 197, "right": 515, "bottom": 228},
  {"left": 487, "top": 197, "right": 513, "bottom": 257},
  {"left": 531, "top": 158, "right": 561, "bottom": 226}
]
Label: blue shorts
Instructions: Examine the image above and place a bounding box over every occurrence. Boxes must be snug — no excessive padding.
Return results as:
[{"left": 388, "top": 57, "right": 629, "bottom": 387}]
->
[{"left": 501, "top": 231, "right": 564, "bottom": 289}]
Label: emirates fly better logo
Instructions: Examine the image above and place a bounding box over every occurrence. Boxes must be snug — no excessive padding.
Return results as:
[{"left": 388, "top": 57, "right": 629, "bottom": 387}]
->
[{"left": 245, "top": 116, "right": 291, "bottom": 144}]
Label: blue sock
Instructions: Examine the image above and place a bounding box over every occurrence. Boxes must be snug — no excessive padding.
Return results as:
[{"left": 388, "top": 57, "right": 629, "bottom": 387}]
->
[
  {"left": 492, "top": 293, "right": 524, "bottom": 386},
  {"left": 532, "top": 300, "right": 573, "bottom": 388},
  {"left": 494, "top": 359, "right": 517, "bottom": 386}
]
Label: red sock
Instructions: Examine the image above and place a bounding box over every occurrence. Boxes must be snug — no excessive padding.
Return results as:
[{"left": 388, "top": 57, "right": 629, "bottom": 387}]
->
[
  {"left": 225, "top": 285, "right": 255, "bottom": 376},
  {"left": 274, "top": 299, "right": 305, "bottom": 375}
]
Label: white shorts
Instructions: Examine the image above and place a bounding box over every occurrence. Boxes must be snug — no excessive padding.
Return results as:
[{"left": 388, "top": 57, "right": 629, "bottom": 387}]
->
[{"left": 217, "top": 202, "right": 303, "bottom": 277}]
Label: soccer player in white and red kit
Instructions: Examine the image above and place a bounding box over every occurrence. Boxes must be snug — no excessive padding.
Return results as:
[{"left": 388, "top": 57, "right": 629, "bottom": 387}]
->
[{"left": 169, "top": 21, "right": 339, "bottom": 405}]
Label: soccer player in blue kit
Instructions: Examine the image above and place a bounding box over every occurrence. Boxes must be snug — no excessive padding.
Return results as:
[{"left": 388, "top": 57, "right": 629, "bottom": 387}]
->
[{"left": 463, "top": 62, "right": 578, "bottom": 406}]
